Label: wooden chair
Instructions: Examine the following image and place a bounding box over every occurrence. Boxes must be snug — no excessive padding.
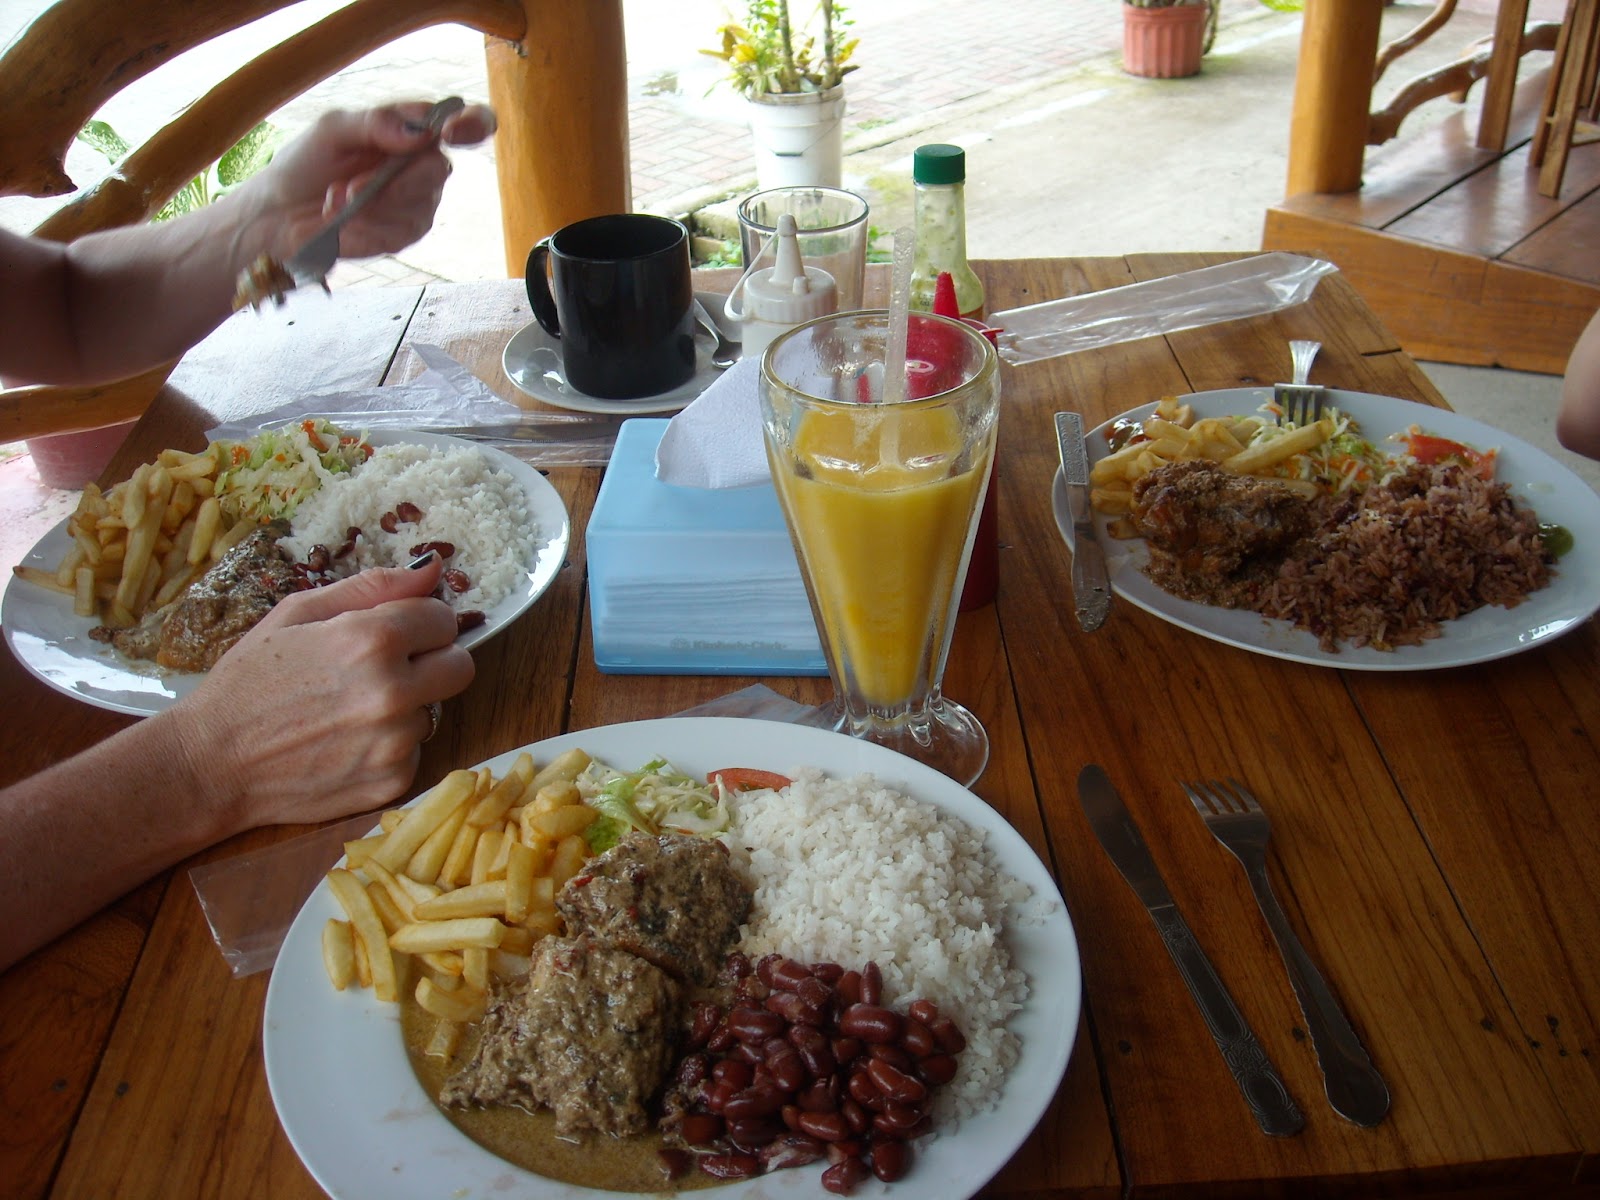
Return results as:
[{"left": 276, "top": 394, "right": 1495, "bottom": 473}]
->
[
  {"left": 0, "top": 0, "right": 631, "bottom": 444},
  {"left": 1529, "top": 0, "right": 1600, "bottom": 197}
]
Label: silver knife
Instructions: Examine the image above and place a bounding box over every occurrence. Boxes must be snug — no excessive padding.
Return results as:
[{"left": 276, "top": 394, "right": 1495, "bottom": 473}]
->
[
  {"left": 1054, "top": 412, "right": 1111, "bottom": 632},
  {"left": 1078, "top": 764, "right": 1304, "bottom": 1137}
]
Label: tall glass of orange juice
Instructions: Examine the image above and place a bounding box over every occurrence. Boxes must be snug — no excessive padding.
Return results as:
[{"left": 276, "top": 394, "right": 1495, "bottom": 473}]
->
[{"left": 760, "top": 310, "right": 1000, "bottom": 785}]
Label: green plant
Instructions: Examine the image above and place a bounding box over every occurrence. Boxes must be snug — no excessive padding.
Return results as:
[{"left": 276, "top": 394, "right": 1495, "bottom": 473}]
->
[
  {"left": 76, "top": 120, "right": 282, "bottom": 220},
  {"left": 702, "top": 0, "right": 858, "bottom": 100}
]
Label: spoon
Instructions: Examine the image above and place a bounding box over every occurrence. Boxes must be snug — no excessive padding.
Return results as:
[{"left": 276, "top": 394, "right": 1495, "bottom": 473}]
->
[{"left": 692, "top": 298, "right": 740, "bottom": 369}]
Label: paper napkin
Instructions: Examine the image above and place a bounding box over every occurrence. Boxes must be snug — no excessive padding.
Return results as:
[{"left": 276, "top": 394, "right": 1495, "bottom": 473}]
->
[{"left": 653, "top": 357, "right": 769, "bottom": 489}]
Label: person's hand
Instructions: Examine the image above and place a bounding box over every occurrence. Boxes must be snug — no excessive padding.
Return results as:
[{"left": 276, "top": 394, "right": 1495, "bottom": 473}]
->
[
  {"left": 164, "top": 554, "right": 475, "bottom": 832},
  {"left": 253, "top": 100, "right": 497, "bottom": 261}
]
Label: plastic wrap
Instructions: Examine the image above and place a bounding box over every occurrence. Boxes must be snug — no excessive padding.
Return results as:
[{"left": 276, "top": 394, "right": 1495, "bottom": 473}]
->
[{"left": 990, "top": 253, "right": 1338, "bottom": 365}]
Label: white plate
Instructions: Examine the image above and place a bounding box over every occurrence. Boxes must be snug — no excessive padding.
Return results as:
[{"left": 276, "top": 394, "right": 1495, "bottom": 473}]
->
[
  {"left": 1052, "top": 387, "right": 1600, "bottom": 670},
  {"left": 502, "top": 291, "right": 740, "bottom": 416},
  {"left": 263, "top": 716, "right": 1079, "bottom": 1200},
  {"left": 1, "top": 430, "right": 571, "bottom": 716}
]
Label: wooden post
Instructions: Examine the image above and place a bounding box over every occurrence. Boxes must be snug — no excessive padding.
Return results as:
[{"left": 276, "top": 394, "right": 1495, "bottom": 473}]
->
[
  {"left": 484, "top": 0, "right": 631, "bottom": 278},
  {"left": 1285, "top": 0, "right": 1385, "bottom": 196}
]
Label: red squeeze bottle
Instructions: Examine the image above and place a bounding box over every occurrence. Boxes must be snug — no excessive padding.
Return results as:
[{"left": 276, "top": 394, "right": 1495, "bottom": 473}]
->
[{"left": 927, "top": 272, "right": 999, "bottom": 611}]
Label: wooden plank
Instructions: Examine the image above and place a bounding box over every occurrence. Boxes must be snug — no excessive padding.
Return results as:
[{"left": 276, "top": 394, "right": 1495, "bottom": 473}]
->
[
  {"left": 1387, "top": 141, "right": 1600, "bottom": 257},
  {"left": 1263, "top": 204, "right": 1600, "bottom": 372},
  {"left": 985, "top": 257, "right": 1580, "bottom": 1194},
  {"left": 1503, "top": 176, "right": 1600, "bottom": 274},
  {"left": 1479, "top": 0, "right": 1534, "bottom": 150},
  {"left": 1287, "top": 0, "right": 1385, "bottom": 195}
]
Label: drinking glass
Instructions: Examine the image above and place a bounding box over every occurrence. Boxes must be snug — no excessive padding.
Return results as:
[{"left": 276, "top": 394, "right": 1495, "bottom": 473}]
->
[
  {"left": 759, "top": 311, "right": 1000, "bottom": 786},
  {"left": 738, "top": 187, "right": 870, "bottom": 312}
]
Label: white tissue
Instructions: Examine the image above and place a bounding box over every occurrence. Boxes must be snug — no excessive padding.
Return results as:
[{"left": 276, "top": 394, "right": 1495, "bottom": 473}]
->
[{"left": 653, "top": 357, "right": 769, "bottom": 489}]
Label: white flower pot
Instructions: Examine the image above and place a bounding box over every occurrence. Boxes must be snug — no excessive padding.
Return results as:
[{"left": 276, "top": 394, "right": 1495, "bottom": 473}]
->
[{"left": 746, "top": 85, "right": 846, "bottom": 190}]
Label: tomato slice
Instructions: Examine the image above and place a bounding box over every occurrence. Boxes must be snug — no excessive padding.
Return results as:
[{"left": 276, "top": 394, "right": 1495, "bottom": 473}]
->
[
  {"left": 1402, "top": 431, "right": 1497, "bottom": 480},
  {"left": 707, "top": 768, "right": 792, "bottom": 793}
]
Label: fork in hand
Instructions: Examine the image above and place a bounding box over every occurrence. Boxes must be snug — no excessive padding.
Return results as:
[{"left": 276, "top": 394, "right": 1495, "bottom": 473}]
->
[
  {"left": 1274, "top": 339, "right": 1325, "bottom": 427},
  {"left": 1183, "top": 778, "right": 1391, "bottom": 1127}
]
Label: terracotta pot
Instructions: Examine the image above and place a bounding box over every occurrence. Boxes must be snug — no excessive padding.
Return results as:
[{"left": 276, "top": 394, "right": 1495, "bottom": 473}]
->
[
  {"left": 1122, "top": 3, "right": 1208, "bottom": 80},
  {"left": 25, "top": 420, "right": 136, "bottom": 490}
]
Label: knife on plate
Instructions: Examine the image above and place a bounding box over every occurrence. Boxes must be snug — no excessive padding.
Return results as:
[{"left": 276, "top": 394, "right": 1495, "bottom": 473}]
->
[
  {"left": 1077, "top": 764, "right": 1304, "bottom": 1137},
  {"left": 1054, "top": 412, "right": 1111, "bottom": 632}
]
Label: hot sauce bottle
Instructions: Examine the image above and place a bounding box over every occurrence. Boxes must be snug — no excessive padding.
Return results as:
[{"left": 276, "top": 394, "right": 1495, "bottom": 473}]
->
[{"left": 908, "top": 144, "right": 985, "bottom": 321}]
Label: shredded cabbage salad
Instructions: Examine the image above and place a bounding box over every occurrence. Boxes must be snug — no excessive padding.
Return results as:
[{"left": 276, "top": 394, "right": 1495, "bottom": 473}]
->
[
  {"left": 576, "top": 757, "right": 734, "bottom": 852},
  {"left": 214, "top": 417, "right": 372, "bottom": 523},
  {"left": 1248, "top": 403, "right": 1391, "bottom": 495}
]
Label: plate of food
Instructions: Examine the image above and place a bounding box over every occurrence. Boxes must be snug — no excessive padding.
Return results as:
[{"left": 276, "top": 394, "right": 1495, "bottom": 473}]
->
[
  {"left": 3, "top": 422, "right": 570, "bottom": 716},
  {"left": 502, "top": 291, "right": 739, "bottom": 417},
  {"left": 262, "top": 716, "right": 1077, "bottom": 1200},
  {"left": 1052, "top": 387, "right": 1600, "bottom": 670}
]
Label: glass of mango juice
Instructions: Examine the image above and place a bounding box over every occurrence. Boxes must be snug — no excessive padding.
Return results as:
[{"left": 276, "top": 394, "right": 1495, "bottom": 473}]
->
[{"left": 759, "top": 310, "right": 1000, "bottom": 786}]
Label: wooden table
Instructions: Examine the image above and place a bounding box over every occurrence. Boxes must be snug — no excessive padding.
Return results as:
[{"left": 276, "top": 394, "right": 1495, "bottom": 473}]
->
[{"left": 2, "top": 256, "right": 1597, "bottom": 1199}]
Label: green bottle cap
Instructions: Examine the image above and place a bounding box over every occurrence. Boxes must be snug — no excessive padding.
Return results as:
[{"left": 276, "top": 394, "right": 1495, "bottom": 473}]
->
[{"left": 913, "top": 144, "right": 966, "bottom": 186}]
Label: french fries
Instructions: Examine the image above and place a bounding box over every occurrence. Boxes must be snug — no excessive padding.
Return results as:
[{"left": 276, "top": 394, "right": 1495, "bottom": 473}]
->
[
  {"left": 318, "top": 750, "right": 598, "bottom": 1050},
  {"left": 13, "top": 443, "right": 258, "bottom": 628},
  {"left": 1090, "top": 395, "right": 1335, "bottom": 536}
]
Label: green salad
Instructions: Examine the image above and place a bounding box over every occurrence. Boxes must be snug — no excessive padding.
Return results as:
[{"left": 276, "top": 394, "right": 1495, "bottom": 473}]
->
[{"left": 214, "top": 417, "right": 371, "bottom": 523}]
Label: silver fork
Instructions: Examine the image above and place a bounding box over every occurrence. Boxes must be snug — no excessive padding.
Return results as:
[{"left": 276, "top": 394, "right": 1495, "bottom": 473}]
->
[
  {"left": 1275, "top": 339, "right": 1325, "bottom": 427},
  {"left": 1183, "top": 778, "right": 1391, "bottom": 1127},
  {"left": 282, "top": 96, "right": 465, "bottom": 290}
]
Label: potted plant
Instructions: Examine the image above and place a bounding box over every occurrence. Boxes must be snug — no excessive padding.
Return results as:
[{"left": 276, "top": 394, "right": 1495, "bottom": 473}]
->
[
  {"left": 702, "top": 0, "right": 859, "bottom": 189},
  {"left": 1122, "top": 0, "right": 1216, "bottom": 80}
]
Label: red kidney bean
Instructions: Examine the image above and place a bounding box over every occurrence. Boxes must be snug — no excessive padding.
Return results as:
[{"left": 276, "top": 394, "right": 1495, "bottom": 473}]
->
[
  {"left": 735, "top": 974, "right": 770, "bottom": 1003},
  {"left": 334, "top": 537, "right": 357, "bottom": 560},
  {"left": 827, "top": 1140, "right": 864, "bottom": 1165},
  {"left": 731, "top": 1041, "right": 765, "bottom": 1068},
  {"left": 860, "top": 961, "right": 883, "bottom": 1006},
  {"left": 868, "top": 1042, "right": 916, "bottom": 1073},
  {"left": 796, "top": 976, "right": 833, "bottom": 1008},
  {"left": 770, "top": 958, "right": 812, "bottom": 992},
  {"left": 380, "top": 511, "right": 399, "bottom": 533},
  {"left": 831, "top": 1036, "right": 863, "bottom": 1065},
  {"left": 876, "top": 1101, "right": 925, "bottom": 1136},
  {"left": 711, "top": 1058, "right": 753, "bottom": 1089},
  {"left": 727, "top": 1006, "right": 786, "bottom": 1043},
  {"left": 704, "top": 1077, "right": 739, "bottom": 1114},
  {"left": 762, "top": 1134, "right": 827, "bottom": 1172},
  {"left": 811, "top": 962, "right": 845, "bottom": 985},
  {"left": 674, "top": 1053, "right": 710, "bottom": 1090},
  {"left": 395, "top": 501, "right": 424, "bottom": 524},
  {"left": 688, "top": 1003, "right": 721, "bottom": 1048},
  {"left": 781, "top": 1103, "right": 805, "bottom": 1131},
  {"left": 866, "top": 1057, "right": 928, "bottom": 1105},
  {"left": 907, "top": 998, "right": 940, "bottom": 1026},
  {"left": 930, "top": 1015, "right": 967, "bottom": 1054},
  {"left": 789, "top": 1026, "right": 836, "bottom": 1078},
  {"left": 902, "top": 1018, "right": 936, "bottom": 1057},
  {"left": 768, "top": 1048, "right": 809, "bottom": 1094},
  {"left": 796, "top": 1110, "right": 852, "bottom": 1142},
  {"left": 839, "top": 1004, "right": 903, "bottom": 1044},
  {"left": 766, "top": 991, "right": 824, "bottom": 1027},
  {"left": 755, "top": 953, "right": 784, "bottom": 987},
  {"left": 723, "top": 951, "right": 752, "bottom": 980},
  {"left": 727, "top": 1116, "right": 783, "bottom": 1151},
  {"left": 846, "top": 1070, "right": 884, "bottom": 1111},
  {"left": 700, "top": 1153, "right": 761, "bottom": 1180},
  {"left": 410, "top": 540, "right": 455, "bottom": 559},
  {"left": 840, "top": 1096, "right": 871, "bottom": 1136},
  {"left": 724, "top": 1085, "right": 786, "bottom": 1121},
  {"left": 705, "top": 1021, "right": 736, "bottom": 1053},
  {"left": 796, "top": 1079, "right": 836, "bottom": 1113},
  {"left": 443, "top": 567, "right": 471, "bottom": 593},
  {"left": 455, "top": 609, "right": 486, "bottom": 633},
  {"left": 835, "top": 970, "right": 862, "bottom": 1007},
  {"left": 678, "top": 1112, "right": 723, "bottom": 1146},
  {"left": 871, "top": 1138, "right": 911, "bottom": 1183},
  {"left": 917, "top": 1053, "right": 959, "bottom": 1086},
  {"left": 306, "top": 544, "right": 331, "bottom": 572},
  {"left": 821, "top": 1156, "right": 871, "bottom": 1194},
  {"left": 657, "top": 1147, "right": 694, "bottom": 1180}
]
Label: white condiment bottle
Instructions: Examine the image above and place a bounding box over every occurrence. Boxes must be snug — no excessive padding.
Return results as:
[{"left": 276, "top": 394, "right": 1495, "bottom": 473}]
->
[{"left": 725, "top": 213, "right": 838, "bottom": 361}]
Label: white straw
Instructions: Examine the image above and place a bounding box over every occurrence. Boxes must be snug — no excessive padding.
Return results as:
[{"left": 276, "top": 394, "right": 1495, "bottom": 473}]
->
[{"left": 881, "top": 225, "right": 914, "bottom": 406}]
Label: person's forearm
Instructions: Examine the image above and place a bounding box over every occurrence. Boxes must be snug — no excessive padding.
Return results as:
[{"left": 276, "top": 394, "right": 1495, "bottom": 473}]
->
[{"left": 0, "top": 709, "right": 236, "bottom": 972}]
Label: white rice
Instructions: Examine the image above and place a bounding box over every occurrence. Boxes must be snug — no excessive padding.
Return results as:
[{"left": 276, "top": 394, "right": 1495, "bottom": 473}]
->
[
  {"left": 725, "top": 770, "right": 1047, "bottom": 1123},
  {"left": 279, "top": 442, "right": 536, "bottom": 613}
]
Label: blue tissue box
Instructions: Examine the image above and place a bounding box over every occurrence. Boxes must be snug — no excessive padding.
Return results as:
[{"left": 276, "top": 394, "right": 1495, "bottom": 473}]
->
[{"left": 587, "top": 419, "right": 826, "bottom": 675}]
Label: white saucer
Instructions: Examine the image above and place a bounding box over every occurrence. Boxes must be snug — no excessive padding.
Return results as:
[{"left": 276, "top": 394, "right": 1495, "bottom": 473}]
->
[{"left": 502, "top": 290, "right": 740, "bottom": 416}]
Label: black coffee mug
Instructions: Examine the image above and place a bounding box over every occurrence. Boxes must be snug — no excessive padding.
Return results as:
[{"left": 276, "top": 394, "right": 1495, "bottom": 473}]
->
[{"left": 525, "top": 213, "right": 697, "bottom": 399}]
